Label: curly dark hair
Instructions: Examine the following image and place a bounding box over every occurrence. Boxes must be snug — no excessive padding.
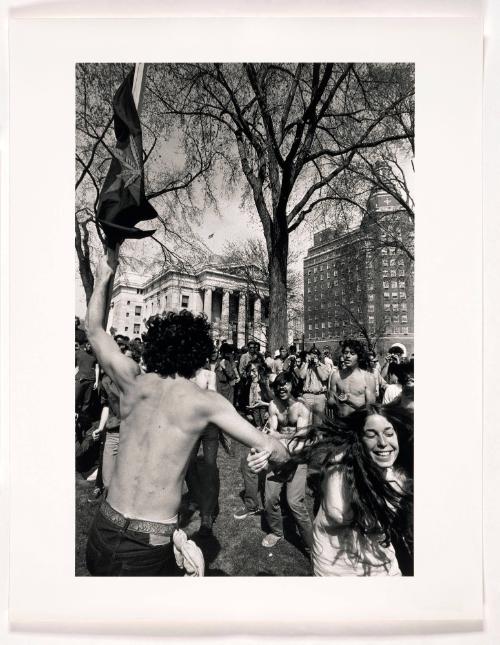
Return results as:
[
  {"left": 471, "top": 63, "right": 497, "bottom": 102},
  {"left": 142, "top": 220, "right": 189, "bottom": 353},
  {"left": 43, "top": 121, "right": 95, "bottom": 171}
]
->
[
  {"left": 141, "top": 310, "right": 214, "bottom": 379},
  {"left": 340, "top": 338, "right": 369, "bottom": 369},
  {"left": 290, "top": 404, "right": 413, "bottom": 552}
]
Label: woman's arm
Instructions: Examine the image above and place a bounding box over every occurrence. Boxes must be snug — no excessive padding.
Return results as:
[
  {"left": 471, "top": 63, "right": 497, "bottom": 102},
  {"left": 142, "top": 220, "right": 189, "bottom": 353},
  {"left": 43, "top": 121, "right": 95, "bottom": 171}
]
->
[{"left": 322, "top": 466, "right": 353, "bottom": 526}]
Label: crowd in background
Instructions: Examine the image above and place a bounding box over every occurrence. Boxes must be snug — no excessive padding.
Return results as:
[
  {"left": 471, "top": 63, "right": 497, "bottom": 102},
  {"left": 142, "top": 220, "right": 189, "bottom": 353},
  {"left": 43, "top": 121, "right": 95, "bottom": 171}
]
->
[{"left": 76, "top": 313, "right": 414, "bottom": 575}]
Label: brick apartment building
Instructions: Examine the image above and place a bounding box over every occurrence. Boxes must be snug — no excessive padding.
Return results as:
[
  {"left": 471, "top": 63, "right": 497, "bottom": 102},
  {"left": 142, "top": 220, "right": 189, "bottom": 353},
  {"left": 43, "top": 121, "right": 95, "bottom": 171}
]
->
[{"left": 303, "top": 187, "right": 414, "bottom": 356}]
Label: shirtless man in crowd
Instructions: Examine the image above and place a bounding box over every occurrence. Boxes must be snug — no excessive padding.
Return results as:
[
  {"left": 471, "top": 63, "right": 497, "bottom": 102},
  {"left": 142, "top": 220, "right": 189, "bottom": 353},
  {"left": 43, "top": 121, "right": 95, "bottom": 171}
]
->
[
  {"left": 261, "top": 371, "right": 313, "bottom": 550},
  {"left": 85, "top": 250, "right": 288, "bottom": 576},
  {"left": 327, "top": 339, "right": 376, "bottom": 418}
]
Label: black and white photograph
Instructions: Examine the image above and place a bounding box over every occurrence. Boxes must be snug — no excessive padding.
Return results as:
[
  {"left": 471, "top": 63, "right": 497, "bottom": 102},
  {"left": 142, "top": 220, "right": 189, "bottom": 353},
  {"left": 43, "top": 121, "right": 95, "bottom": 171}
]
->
[{"left": 74, "top": 62, "right": 415, "bottom": 578}]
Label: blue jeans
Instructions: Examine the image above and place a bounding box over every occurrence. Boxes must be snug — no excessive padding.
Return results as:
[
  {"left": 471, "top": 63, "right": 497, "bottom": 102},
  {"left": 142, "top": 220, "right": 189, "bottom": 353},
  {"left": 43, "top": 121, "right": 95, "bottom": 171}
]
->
[
  {"left": 264, "top": 463, "right": 313, "bottom": 548},
  {"left": 86, "top": 508, "right": 180, "bottom": 576}
]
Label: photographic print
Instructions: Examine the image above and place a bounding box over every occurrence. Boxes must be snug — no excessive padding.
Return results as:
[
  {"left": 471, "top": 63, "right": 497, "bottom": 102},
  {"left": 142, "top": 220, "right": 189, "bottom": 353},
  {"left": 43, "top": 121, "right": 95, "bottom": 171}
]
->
[{"left": 74, "top": 62, "right": 414, "bottom": 578}]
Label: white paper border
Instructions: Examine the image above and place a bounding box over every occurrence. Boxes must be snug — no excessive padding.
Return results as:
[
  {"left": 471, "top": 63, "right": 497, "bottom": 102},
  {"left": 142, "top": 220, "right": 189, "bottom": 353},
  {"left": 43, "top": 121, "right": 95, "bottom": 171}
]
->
[{"left": 7, "top": 9, "right": 483, "bottom": 637}]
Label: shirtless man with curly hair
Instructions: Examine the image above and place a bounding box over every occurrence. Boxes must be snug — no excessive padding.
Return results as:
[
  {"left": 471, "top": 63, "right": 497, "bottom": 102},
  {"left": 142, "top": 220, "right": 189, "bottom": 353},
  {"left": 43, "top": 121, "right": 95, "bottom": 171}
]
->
[{"left": 85, "top": 250, "right": 288, "bottom": 576}]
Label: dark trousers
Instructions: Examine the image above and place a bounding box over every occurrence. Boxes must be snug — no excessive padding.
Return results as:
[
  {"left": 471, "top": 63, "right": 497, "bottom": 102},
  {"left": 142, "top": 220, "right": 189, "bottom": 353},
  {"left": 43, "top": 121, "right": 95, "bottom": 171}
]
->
[
  {"left": 185, "top": 425, "right": 220, "bottom": 520},
  {"left": 75, "top": 379, "right": 94, "bottom": 419},
  {"left": 240, "top": 452, "right": 262, "bottom": 511},
  {"left": 86, "top": 509, "right": 180, "bottom": 577}
]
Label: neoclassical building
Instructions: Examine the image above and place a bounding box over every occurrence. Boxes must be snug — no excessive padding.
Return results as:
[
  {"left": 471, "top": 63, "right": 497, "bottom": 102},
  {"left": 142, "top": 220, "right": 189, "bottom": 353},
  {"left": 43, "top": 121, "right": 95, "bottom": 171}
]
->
[{"left": 107, "top": 259, "right": 270, "bottom": 348}]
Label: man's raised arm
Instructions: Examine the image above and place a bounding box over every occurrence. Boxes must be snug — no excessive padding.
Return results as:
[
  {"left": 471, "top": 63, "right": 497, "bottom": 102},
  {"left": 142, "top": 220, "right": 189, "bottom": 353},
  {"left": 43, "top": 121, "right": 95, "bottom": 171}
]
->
[
  {"left": 206, "top": 391, "right": 289, "bottom": 465},
  {"left": 85, "top": 250, "right": 140, "bottom": 393}
]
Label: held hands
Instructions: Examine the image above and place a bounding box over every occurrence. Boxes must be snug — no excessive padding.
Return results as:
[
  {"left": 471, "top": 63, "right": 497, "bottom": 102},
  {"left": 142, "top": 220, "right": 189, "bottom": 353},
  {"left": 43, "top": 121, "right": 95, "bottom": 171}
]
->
[{"left": 247, "top": 447, "right": 270, "bottom": 473}]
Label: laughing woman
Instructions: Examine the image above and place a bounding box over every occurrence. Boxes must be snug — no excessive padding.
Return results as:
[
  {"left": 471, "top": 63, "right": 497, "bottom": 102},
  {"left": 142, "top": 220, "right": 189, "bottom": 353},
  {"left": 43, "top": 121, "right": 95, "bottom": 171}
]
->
[{"left": 306, "top": 405, "right": 413, "bottom": 576}]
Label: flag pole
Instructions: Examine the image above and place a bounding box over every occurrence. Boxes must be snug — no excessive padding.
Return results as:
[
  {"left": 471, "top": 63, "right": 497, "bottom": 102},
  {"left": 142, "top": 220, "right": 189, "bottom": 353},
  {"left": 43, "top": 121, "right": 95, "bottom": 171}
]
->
[{"left": 104, "top": 63, "right": 147, "bottom": 333}]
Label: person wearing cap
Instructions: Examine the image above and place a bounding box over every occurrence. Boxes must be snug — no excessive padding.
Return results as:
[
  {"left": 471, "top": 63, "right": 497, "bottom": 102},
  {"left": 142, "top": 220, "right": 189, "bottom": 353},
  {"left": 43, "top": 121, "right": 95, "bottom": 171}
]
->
[{"left": 295, "top": 347, "right": 330, "bottom": 424}]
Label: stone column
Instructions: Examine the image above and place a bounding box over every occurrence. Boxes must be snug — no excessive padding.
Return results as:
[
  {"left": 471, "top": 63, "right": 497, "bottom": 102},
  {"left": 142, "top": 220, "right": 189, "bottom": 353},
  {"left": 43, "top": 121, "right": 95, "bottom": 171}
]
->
[
  {"left": 237, "top": 292, "right": 246, "bottom": 348},
  {"left": 221, "top": 289, "right": 230, "bottom": 342},
  {"left": 253, "top": 295, "right": 262, "bottom": 345},
  {"left": 203, "top": 287, "right": 213, "bottom": 322}
]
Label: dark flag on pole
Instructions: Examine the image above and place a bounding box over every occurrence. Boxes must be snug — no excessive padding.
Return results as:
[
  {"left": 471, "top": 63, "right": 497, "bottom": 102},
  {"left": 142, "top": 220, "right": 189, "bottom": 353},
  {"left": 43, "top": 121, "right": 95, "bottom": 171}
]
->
[{"left": 96, "top": 69, "right": 157, "bottom": 247}]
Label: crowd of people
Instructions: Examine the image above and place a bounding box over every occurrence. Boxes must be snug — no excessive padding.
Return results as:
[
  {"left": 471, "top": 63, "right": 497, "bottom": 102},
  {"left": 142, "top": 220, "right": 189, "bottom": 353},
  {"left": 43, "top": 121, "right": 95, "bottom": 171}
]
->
[{"left": 76, "top": 250, "right": 414, "bottom": 577}]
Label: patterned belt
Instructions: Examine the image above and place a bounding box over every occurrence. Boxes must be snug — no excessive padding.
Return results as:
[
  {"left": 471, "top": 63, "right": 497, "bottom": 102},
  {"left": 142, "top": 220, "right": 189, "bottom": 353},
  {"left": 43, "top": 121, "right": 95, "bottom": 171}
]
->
[{"left": 99, "top": 500, "right": 177, "bottom": 537}]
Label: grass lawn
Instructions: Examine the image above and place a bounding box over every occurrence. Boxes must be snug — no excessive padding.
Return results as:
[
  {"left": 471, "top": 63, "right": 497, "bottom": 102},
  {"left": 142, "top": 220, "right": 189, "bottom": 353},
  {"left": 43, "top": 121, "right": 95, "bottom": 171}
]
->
[{"left": 76, "top": 440, "right": 313, "bottom": 576}]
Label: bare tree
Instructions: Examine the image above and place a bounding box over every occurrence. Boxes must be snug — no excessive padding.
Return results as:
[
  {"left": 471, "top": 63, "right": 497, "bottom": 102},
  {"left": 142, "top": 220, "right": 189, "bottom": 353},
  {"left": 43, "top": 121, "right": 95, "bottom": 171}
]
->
[
  {"left": 338, "top": 303, "right": 387, "bottom": 352},
  {"left": 147, "top": 63, "right": 414, "bottom": 348},
  {"left": 75, "top": 63, "right": 221, "bottom": 304}
]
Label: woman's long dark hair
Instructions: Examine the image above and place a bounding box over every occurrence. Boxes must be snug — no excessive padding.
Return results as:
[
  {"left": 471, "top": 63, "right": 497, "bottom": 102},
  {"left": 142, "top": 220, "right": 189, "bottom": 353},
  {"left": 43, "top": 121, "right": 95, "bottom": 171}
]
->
[{"left": 291, "top": 404, "right": 413, "bottom": 551}]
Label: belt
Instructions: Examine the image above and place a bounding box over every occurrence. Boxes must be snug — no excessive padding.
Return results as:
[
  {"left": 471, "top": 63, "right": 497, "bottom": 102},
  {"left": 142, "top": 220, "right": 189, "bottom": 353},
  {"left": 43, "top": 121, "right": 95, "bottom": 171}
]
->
[
  {"left": 303, "top": 391, "right": 326, "bottom": 395},
  {"left": 99, "top": 500, "right": 177, "bottom": 537}
]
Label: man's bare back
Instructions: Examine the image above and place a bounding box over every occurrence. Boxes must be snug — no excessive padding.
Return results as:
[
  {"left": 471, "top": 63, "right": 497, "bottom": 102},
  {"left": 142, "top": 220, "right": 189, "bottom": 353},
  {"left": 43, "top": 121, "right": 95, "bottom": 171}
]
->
[{"left": 87, "top": 251, "right": 288, "bottom": 526}]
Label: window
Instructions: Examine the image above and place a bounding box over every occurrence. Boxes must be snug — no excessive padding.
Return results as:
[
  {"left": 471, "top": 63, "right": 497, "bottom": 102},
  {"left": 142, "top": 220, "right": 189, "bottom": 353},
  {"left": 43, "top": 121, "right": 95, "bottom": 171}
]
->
[
  {"left": 398, "top": 268, "right": 405, "bottom": 276},
  {"left": 384, "top": 291, "right": 390, "bottom": 298},
  {"left": 321, "top": 322, "right": 326, "bottom": 329},
  {"left": 390, "top": 270, "right": 397, "bottom": 278},
  {"left": 124, "top": 326, "right": 129, "bottom": 331},
  {"left": 315, "top": 322, "right": 319, "bottom": 329},
  {"left": 181, "top": 295, "right": 189, "bottom": 308},
  {"left": 401, "top": 326, "right": 409, "bottom": 334},
  {"left": 127, "top": 300, "right": 130, "bottom": 305},
  {"left": 384, "top": 303, "right": 390, "bottom": 311},
  {"left": 381, "top": 248, "right": 388, "bottom": 255},
  {"left": 382, "top": 270, "right": 389, "bottom": 278},
  {"left": 389, "top": 247, "right": 396, "bottom": 255},
  {"left": 368, "top": 304, "right": 375, "bottom": 313},
  {"left": 393, "top": 315, "right": 399, "bottom": 323},
  {"left": 328, "top": 321, "right": 332, "bottom": 328},
  {"left": 382, "top": 259, "right": 389, "bottom": 267},
  {"left": 308, "top": 324, "right": 312, "bottom": 330},
  {"left": 398, "top": 257, "right": 405, "bottom": 265},
  {"left": 126, "top": 312, "right": 129, "bottom": 317},
  {"left": 392, "top": 303, "right": 399, "bottom": 311},
  {"left": 384, "top": 315, "right": 391, "bottom": 323},
  {"left": 390, "top": 258, "right": 396, "bottom": 266},
  {"left": 401, "top": 303, "right": 407, "bottom": 311},
  {"left": 393, "top": 325, "right": 401, "bottom": 334},
  {"left": 368, "top": 294, "right": 374, "bottom": 301},
  {"left": 368, "top": 315, "right": 375, "bottom": 323},
  {"left": 400, "top": 291, "right": 406, "bottom": 299},
  {"left": 392, "top": 292, "right": 399, "bottom": 300},
  {"left": 383, "top": 281, "right": 389, "bottom": 289},
  {"left": 133, "top": 324, "right": 140, "bottom": 334},
  {"left": 401, "top": 315, "right": 408, "bottom": 323},
  {"left": 135, "top": 306, "right": 142, "bottom": 316},
  {"left": 391, "top": 280, "right": 398, "bottom": 289},
  {"left": 399, "top": 281, "right": 405, "bottom": 288}
]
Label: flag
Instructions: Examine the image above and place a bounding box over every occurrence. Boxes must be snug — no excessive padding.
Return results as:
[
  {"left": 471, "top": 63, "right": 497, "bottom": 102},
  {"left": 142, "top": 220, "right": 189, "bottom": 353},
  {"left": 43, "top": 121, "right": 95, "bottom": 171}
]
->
[{"left": 96, "top": 69, "right": 157, "bottom": 246}]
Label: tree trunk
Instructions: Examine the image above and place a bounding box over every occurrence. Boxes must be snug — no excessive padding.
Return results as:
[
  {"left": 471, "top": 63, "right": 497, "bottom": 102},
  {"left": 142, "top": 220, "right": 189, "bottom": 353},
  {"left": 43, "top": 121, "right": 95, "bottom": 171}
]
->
[
  {"left": 267, "top": 234, "right": 289, "bottom": 351},
  {"left": 75, "top": 219, "right": 95, "bottom": 305}
]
